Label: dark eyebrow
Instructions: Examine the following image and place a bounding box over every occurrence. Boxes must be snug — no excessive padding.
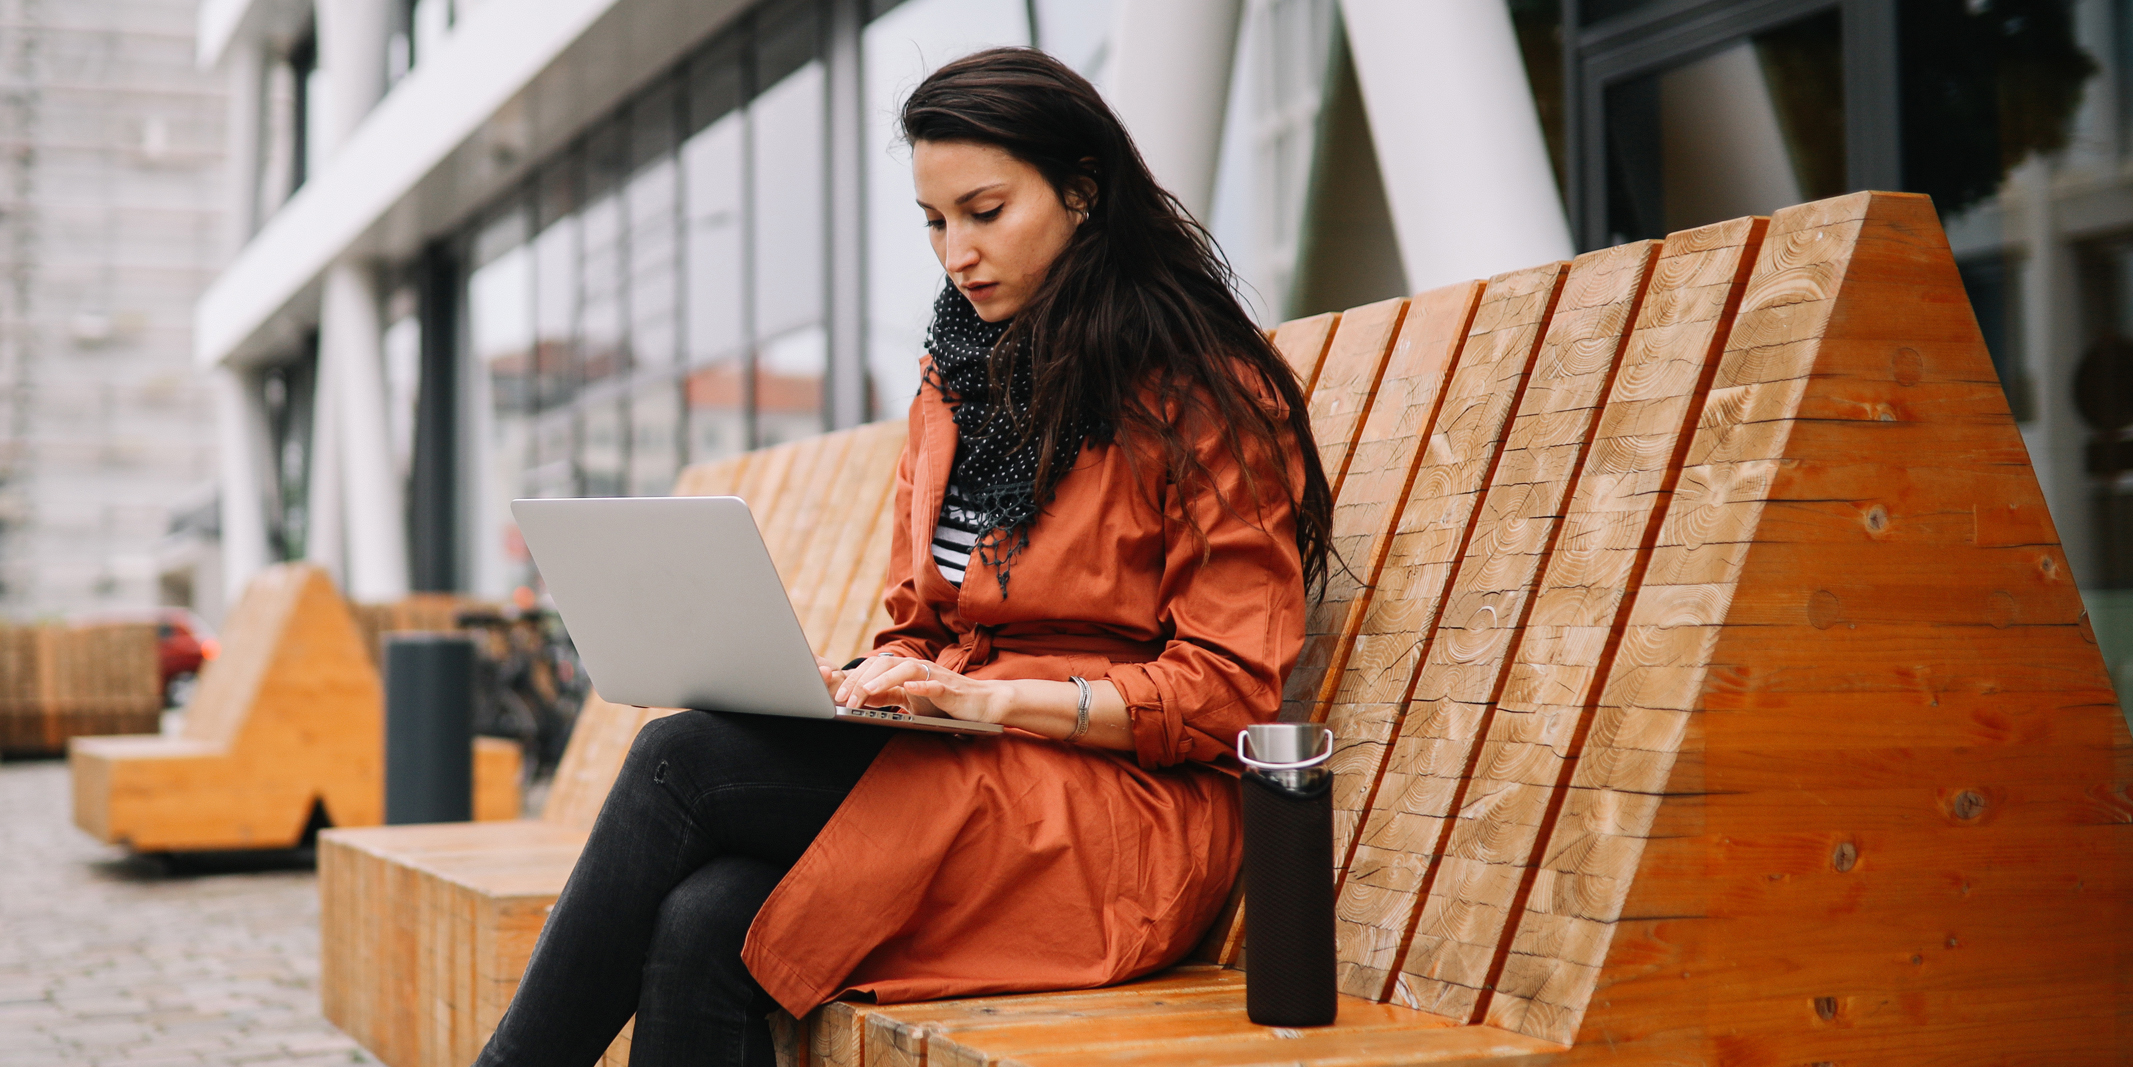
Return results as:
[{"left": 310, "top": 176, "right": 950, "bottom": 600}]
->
[{"left": 915, "top": 183, "right": 1007, "bottom": 213}]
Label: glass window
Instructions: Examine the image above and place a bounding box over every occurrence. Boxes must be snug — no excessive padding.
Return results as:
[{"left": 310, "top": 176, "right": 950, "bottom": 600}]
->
[
  {"left": 630, "top": 378, "right": 682, "bottom": 495},
  {"left": 629, "top": 84, "right": 681, "bottom": 377},
  {"left": 862, "top": 0, "right": 1031, "bottom": 416},
  {"left": 684, "top": 37, "right": 747, "bottom": 460},
  {"left": 533, "top": 160, "right": 580, "bottom": 409},
  {"left": 751, "top": 10, "right": 828, "bottom": 435},
  {"left": 580, "top": 395, "right": 627, "bottom": 497},
  {"left": 532, "top": 409, "right": 576, "bottom": 498},
  {"left": 467, "top": 204, "right": 534, "bottom": 598},
  {"left": 1602, "top": 11, "right": 1844, "bottom": 242},
  {"left": 582, "top": 124, "right": 629, "bottom": 387},
  {"left": 687, "top": 361, "right": 747, "bottom": 462}
]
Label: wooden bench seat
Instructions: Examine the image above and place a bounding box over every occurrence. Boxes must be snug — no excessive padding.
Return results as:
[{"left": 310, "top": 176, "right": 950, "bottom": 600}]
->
[
  {"left": 68, "top": 565, "right": 522, "bottom": 852},
  {"left": 318, "top": 420, "right": 912, "bottom": 1067},
  {"left": 320, "top": 192, "right": 2132, "bottom": 1067}
]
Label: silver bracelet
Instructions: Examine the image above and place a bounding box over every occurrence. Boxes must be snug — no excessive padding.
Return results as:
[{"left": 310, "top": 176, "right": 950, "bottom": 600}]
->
[{"left": 1066, "top": 676, "right": 1092, "bottom": 744}]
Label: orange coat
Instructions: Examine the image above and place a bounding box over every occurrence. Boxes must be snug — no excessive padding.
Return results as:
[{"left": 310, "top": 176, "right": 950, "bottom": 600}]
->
[{"left": 741, "top": 365, "right": 1307, "bottom": 1017}]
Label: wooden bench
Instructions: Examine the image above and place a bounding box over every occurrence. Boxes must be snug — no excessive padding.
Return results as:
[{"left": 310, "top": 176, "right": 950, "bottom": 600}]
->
[
  {"left": 322, "top": 192, "right": 2132, "bottom": 1066},
  {"left": 0, "top": 621, "right": 163, "bottom": 757},
  {"left": 68, "top": 565, "right": 523, "bottom": 852},
  {"left": 316, "top": 419, "right": 911, "bottom": 1067}
]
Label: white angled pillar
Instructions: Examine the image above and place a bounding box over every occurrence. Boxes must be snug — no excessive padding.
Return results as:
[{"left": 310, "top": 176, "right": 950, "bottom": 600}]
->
[
  {"left": 316, "top": 260, "right": 409, "bottom": 601},
  {"left": 222, "top": 38, "right": 265, "bottom": 252},
  {"left": 1338, "top": 0, "right": 1573, "bottom": 290},
  {"left": 213, "top": 367, "right": 275, "bottom": 604},
  {"left": 1105, "top": 0, "right": 1243, "bottom": 223},
  {"left": 312, "top": 0, "right": 392, "bottom": 160}
]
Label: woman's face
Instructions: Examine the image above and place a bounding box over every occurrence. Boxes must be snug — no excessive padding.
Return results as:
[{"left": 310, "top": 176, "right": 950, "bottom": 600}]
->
[{"left": 913, "top": 139, "right": 1083, "bottom": 322}]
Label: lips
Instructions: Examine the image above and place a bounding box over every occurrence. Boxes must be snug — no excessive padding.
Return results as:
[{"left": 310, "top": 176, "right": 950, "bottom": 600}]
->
[{"left": 961, "top": 281, "right": 998, "bottom": 300}]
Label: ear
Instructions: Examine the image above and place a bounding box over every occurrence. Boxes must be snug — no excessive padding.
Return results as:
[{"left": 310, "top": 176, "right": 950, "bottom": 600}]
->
[{"left": 1063, "top": 174, "right": 1098, "bottom": 219}]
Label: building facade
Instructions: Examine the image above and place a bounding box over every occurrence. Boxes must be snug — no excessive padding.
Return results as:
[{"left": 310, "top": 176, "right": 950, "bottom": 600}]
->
[
  {"left": 0, "top": 0, "right": 226, "bottom": 621},
  {"left": 195, "top": 0, "right": 2132, "bottom": 688}
]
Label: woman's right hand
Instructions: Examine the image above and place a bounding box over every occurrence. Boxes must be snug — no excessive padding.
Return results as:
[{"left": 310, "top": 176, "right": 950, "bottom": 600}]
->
[{"left": 834, "top": 654, "right": 933, "bottom": 714}]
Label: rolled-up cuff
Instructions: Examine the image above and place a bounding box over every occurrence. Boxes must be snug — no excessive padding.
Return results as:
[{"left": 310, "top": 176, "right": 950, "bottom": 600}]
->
[{"left": 1106, "top": 662, "right": 1184, "bottom": 770}]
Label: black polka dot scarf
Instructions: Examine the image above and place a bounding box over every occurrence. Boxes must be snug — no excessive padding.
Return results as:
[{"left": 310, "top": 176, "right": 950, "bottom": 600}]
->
[{"left": 922, "top": 279, "right": 1094, "bottom": 598}]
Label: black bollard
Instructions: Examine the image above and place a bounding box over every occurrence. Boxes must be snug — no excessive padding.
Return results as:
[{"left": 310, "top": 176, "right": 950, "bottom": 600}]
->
[{"left": 384, "top": 633, "right": 477, "bottom": 824}]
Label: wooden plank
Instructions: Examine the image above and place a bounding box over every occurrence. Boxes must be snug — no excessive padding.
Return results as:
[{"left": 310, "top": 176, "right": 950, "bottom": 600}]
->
[
  {"left": 762, "top": 432, "right": 842, "bottom": 583},
  {"left": 1337, "top": 244, "right": 1656, "bottom": 1009},
  {"left": 67, "top": 564, "right": 383, "bottom": 851},
  {"left": 1283, "top": 283, "right": 1481, "bottom": 725},
  {"left": 1313, "top": 262, "right": 1568, "bottom": 1000},
  {"left": 866, "top": 969, "right": 1247, "bottom": 1067},
  {"left": 672, "top": 452, "right": 752, "bottom": 497},
  {"left": 801, "top": 422, "right": 908, "bottom": 654},
  {"left": 1407, "top": 218, "right": 1764, "bottom": 1026},
  {"left": 1273, "top": 311, "right": 1341, "bottom": 397},
  {"left": 1306, "top": 297, "right": 1408, "bottom": 501},
  {"left": 1492, "top": 194, "right": 2133, "bottom": 1056}
]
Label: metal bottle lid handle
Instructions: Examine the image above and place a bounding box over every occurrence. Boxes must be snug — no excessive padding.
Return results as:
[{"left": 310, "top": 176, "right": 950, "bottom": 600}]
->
[{"left": 1235, "top": 728, "right": 1335, "bottom": 772}]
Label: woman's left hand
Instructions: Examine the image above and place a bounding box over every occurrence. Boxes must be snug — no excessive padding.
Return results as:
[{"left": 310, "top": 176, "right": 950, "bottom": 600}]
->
[{"left": 836, "top": 656, "right": 1008, "bottom": 724}]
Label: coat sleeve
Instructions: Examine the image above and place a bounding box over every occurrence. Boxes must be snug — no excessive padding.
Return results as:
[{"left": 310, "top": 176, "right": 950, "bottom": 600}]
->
[
  {"left": 871, "top": 394, "right": 953, "bottom": 662},
  {"left": 1102, "top": 414, "right": 1307, "bottom": 770}
]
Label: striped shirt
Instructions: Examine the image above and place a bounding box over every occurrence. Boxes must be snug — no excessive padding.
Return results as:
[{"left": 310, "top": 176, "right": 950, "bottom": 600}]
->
[{"left": 931, "top": 484, "right": 984, "bottom": 586}]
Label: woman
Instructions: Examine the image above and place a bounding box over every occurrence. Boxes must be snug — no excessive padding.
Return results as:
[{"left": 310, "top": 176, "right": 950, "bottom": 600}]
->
[{"left": 476, "top": 47, "right": 1331, "bottom": 1067}]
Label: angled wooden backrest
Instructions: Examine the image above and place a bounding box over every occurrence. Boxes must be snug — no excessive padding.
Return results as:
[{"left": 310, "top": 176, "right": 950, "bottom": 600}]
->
[
  {"left": 1275, "top": 312, "right": 1342, "bottom": 398},
  {"left": 803, "top": 421, "right": 908, "bottom": 659},
  {"left": 1320, "top": 261, "right": 1569, "bottom": 967},
  {"left": 1344, "top": 240, "right": 1661, "bottom": 1008},
  {"left": 1282, "top": 284, "right": 1482, "bottom": 725}
]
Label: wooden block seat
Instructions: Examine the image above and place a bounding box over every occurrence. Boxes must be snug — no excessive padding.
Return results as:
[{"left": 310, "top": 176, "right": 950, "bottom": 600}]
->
[
  {"left": 67, "top": 564, "right": 524, "bottom": 852},
  {"left": 322, "top": 193, "right": 2132, "bottom": 1067},
  {"left": 318, "top": 420, "right": 912, "bottom": 1067},
  {"left": 1, "top": 620, "right": 163, "bottom": 757}
]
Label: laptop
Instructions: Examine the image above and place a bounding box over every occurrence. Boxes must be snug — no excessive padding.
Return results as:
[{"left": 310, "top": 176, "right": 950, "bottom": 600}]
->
[{"left": 511, "top": 496, "right": 1002, "bottom": 736}]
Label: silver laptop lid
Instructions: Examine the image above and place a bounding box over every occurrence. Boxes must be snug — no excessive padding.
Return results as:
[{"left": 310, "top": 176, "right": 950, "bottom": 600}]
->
[{"left": 510, "top": 496, "right": 837, "bottom": 719}]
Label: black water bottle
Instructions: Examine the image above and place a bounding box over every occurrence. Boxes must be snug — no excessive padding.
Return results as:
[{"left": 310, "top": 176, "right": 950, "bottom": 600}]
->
[{"left": 1237, "top": 722, "right": 1337, "bottom": 1026}]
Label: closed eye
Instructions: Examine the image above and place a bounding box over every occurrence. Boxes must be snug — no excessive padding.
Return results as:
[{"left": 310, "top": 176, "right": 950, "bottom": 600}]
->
[{"left": 972, "top": 206, "right": 1003, "bottom": 222}]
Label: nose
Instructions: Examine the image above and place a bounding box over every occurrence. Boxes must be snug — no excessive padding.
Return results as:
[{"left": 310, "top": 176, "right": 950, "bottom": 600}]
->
[{"left": 943, "top": 224, "right": 980, "bottom": 275}]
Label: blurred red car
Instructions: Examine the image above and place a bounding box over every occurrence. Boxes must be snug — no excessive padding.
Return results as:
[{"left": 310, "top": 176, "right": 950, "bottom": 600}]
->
[{"left": 72, "top": 608, "right": 219, "bottom": 706}]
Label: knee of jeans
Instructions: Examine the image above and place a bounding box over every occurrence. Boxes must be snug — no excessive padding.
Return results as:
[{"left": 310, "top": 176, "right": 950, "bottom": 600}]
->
[
  {"left": 628, "top": 711, "right": 728, "bottom": 782},
  {"left": 647, "top": 858, "right": 783, "bottom": 972}
]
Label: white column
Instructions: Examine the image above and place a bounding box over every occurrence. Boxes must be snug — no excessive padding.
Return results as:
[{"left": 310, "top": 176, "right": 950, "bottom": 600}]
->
[
  {"left": 221, "top": 37, "right": 265, "bottom": 254},
  {"left": 306, "top": 337, "right": 345, "bottom": 580},
  {"left": 1105, "top": 0, "right": 1243, "bottom": 223},
  {"left": 318, "top": 260, "right": 409, "bottom": 601},
  {"left": 213, "top": 367, "right": 275, "bottom": 604},
  {"left": 312, "top": 0, "right": 392, "bottom": 158},
  {"left": 1338, "top": 0, "right": 1572, "bottom": 291},
  {"left": 2014, "top": 161, "right": 2091, "bottom": 584}
]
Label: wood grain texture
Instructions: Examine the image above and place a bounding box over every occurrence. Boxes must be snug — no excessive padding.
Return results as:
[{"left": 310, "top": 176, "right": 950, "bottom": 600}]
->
[
  {"left": 1411, "top": 219, "right": 1764, "bottom": 1026},
  {"left": 797, "top": 423, "right": 907, "bottom": 651},
  {"left": 1273, "top": 311, "right": 1341, "bottom": 397},
  {"left": 1306, "top": 297, "right": 1409, "bottom": 501},
  {"left": 68, "top": 564, "right": 384, "bottom": 851},
  {"left": 1319, "top": 262, "right": 1568, "bottom": 1002},
  {"left": 1283, "top": 283, "right": 1482, "bottom": 726},
  {"left": 1357, "top": 241, "right": 1658, "bottom": 1015},
  {"left": 1486, "top": 193, "right": 2133, "bottom": 1060}
]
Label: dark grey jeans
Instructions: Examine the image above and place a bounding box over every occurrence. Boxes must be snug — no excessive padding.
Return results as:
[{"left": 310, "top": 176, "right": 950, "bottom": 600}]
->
[{"left": 474, "top": 711, "right": 891, "bottom": 1067}]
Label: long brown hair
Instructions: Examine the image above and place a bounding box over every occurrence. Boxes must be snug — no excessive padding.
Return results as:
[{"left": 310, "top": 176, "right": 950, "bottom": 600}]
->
[{"left": 900, "top": 47, "right": 1333, "bottom": 588}]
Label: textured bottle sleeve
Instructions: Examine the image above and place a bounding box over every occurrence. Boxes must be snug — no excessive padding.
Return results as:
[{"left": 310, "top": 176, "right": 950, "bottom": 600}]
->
[{"left": 1239, "top": 769, "right": 1337, "bottom": 1026}]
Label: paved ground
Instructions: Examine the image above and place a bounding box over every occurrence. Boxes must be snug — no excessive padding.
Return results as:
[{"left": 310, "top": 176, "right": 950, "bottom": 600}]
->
[{"left": 0, "top": 758, "right": 377, "bottom": 1067}]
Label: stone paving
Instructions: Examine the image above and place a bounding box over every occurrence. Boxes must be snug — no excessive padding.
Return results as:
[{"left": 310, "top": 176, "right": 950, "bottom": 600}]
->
[{"left": 0, "top": 758, "right": 377, "bottom": 1067}]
